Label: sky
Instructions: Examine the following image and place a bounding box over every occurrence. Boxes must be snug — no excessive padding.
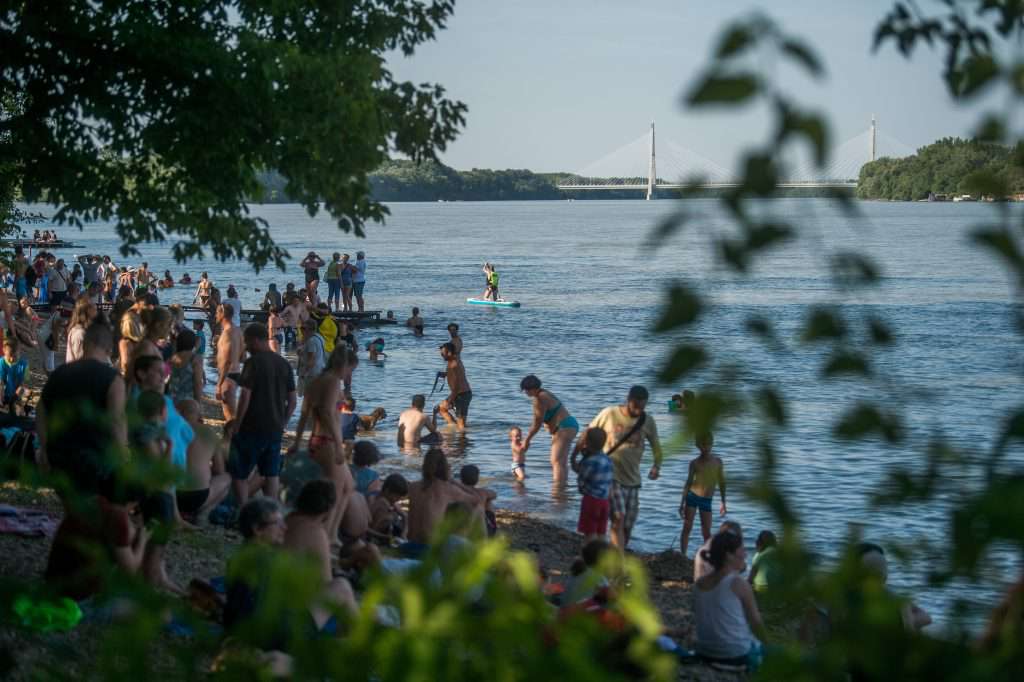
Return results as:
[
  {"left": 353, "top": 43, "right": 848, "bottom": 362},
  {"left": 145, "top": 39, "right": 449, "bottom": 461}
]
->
[{"left": 389, "top": 1, "right": 984, "bottom": 174}]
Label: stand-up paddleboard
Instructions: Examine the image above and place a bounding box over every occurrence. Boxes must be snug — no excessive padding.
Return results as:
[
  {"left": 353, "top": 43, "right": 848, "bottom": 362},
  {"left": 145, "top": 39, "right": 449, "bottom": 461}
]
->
[{"left": 467, "top": 297, "right": 521, "bottom": 308}]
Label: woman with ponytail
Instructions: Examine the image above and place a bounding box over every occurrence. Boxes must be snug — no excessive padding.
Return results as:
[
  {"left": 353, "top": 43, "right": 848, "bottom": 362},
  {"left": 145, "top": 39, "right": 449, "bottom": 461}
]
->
[{"left": 694, "top": 530, "right": 767, "bottom": 669}]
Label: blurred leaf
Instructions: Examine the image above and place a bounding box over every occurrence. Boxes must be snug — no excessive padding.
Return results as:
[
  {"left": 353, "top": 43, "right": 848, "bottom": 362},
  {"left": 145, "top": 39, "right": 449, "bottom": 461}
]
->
[
  {"left": 834, "top": 403, "right": 903, "bottom": 443},
  {"left": 685, "top": 73, "right": 759, "bottom": 106},
  {"left": 955, "top": 54, "right": 999, "bottom": 98},
  {"left": 1012, "top": 61, "right": 1024, "bottom": 95},
  {"left": 718, "top": 238, "right": 749, "bottom": 272},
  {"left": 756, "top": 387, "right": 788, "bottom": 426},
  {"left": 867, "top": 316, "right": 894, "bottom": 344},
  {"left": 653, "top": 283, "right": 703, "bottom": 332},
  {"left": 831, "top": 252, "right": 880, "bottom": 287},
  {"left": 951, "top": 475, "right": 1024, "bottom": 576},
  {"left": 802, "top": 307, "right": 846, "bottom": 342},
  {"left": 684, "top": 391, "right": 732, "bottom": 437},
  {"left": 781, "top": 39, "right": 824, "bottom": 78},
  {"left": 658, "top": 344, "right": 707, "bottom": 382},
  {"left": 747, "top": 221, "right": 793, "bottom": 251},
  {"left": 972, "top": 227, "right": 1024, "bottom": 283},
  {"left": 745, "top": 315, "right": 776, "bottom": 341},
  {"left": 823, "top": 351, "right": 872, "bottom": 377},
  {"left": 646, "top": 209, "right": 689, "bottom": 250},
  {"left": 742, "top": 153, "right": 777, "bottom": 195},
  {"left": 973, "top": 114, "right": 1006, "bottom": 143},
  {"left": 715, "top": 26, "right": 755, "bottom": 58}
]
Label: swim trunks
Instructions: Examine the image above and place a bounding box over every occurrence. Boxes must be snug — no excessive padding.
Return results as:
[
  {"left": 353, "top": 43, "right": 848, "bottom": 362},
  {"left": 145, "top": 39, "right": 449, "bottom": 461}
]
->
[
  {"left": 557, "top": 415, "right": 580, "bottom": 432},
  {"left": 452, "top": 391, "right": 472, "bottom": 420},
  {"left": 176, "top": 488, "right": 210, "bottom": 515},
  {"left": 685, "top": 490, "right": 712, "bottom": 514},
  {"left": 511, "top": 461, "right": 526, "bottom": 478},
  {"left": 577, "top": 494, "right": 610, "bottom": 536},
  {"left": 228, "top": 431, "right": 283, "bottom": 480}
]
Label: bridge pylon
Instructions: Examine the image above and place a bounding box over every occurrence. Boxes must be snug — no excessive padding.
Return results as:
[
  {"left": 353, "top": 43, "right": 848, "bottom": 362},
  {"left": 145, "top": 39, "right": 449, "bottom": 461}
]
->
[{"left": 646, "top": 121, "right": 656, "bottom": 200}]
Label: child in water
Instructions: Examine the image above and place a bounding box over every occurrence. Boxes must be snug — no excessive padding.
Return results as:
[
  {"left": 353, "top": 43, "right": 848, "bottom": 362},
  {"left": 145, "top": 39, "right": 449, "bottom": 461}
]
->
[
  {"left": 678, "top": 431, "right": 727, "bottom": 559},
  {"left": 509, "top": 426, "right": 527, "bottom": 481},
  {"left": 366, "top": 337, "right": 386, "bottom": 361}
]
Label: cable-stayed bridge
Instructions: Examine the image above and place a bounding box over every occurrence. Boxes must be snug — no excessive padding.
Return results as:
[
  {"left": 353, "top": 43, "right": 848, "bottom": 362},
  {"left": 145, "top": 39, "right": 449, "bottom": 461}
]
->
[{"left": 558, "top": 119, "right": 914, "bottom": 199}]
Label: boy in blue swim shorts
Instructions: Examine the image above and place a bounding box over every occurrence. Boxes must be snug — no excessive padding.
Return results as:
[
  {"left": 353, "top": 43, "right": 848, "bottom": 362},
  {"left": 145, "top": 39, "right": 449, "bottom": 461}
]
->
[{"left": 678, "top": 431, "right": 727, "bottom": 560}]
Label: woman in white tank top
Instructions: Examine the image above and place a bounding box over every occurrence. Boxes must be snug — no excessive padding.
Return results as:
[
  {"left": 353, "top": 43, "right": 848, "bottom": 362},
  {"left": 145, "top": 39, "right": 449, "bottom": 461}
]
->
[{"left": 694, "top": 530, "right": 767, "bottom": 664}]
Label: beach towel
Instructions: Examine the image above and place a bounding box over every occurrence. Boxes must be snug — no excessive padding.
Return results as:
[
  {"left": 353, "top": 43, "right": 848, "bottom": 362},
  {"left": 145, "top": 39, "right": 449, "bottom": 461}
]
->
[{"left": 0, "top": 504, "right": 58, "bottom": 537}]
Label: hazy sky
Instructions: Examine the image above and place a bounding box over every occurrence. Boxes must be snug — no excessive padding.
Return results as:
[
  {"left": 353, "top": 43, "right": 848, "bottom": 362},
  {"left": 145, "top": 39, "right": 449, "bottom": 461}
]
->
[{"left": 391, "top": 1, "right": 982, "bottom": 174}]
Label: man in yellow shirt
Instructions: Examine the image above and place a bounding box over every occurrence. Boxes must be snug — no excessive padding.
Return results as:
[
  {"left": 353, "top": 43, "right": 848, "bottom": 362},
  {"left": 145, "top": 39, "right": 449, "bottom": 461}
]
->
[{"left": 574, "top": 385, "right": 662, "bottom": 549}]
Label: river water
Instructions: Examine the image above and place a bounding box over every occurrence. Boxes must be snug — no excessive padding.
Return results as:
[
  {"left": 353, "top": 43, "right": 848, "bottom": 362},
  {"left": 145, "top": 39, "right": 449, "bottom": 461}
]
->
[{"left": 23, "top": 198, "right": 1024, "bottom": 630}]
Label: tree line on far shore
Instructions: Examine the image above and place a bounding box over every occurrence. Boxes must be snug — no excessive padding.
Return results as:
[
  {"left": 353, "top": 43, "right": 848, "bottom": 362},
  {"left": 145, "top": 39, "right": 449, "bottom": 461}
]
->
[{"left": 857, "top": 137, "right": 1024, "bottom": 201}]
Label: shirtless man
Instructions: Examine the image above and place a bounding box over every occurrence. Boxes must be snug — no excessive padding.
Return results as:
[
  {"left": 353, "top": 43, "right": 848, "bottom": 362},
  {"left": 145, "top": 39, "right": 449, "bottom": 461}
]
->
[
  {"left": 405, "top": 307, "right": 424, "bottom": 336},
  {"left": 437, "top": 343, "right": 471, "bottom": 429},
  {"left": 290, "top": 345, "right": 358, "bottom": 548},
  {"left": 446, "top": 323, "right": 463, "bottom": 356},
  {"left": 397, "top": 394, "right": 439, "bottom": 448},
  {"left": 340, "top": 491, "right": 371, "bottom": 547},
  {"left": 405, "top": 449, "right": 481, "bottom": 554},
  {"left": 216, "top": 302, "right": 243, "bottom": 420},
  {"left": 175, "top": 399, "right": 231, "bottom": 524},
  {"left": 284, "top": 479, "right": 336, "bottom": 583}
]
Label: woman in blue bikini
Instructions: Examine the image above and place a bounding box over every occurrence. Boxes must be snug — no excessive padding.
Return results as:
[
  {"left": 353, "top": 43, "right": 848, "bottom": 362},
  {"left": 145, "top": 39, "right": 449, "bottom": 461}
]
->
[{"left": 520, "top": 374, "right": 579, "bottom": 485}]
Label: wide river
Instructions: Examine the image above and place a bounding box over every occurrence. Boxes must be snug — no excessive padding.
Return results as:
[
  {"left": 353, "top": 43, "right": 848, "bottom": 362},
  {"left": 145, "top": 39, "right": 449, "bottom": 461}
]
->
[{"left": 23, "top": 198, "right": 1023, "bottom": 631}]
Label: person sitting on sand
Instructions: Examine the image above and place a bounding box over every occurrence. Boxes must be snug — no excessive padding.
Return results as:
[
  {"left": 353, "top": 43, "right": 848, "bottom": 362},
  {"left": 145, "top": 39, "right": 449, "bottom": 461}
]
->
[
  {"left": 404, "top": 449, "right": 482, "bottom": 557},
  {"left": 509, "top": 427, "right": 527, "bottom": 481},
  {"left": 406, "top": 307, "right": 424, "bottom": 336},
  {"left": 564, "top": 539, "right": 612, "bottom": 605},
  {"left": 284, "top": 480, "right": 337, "bottom": 583},
  {"left": 694, "top": 520, "right": 742, "bottom": 581},
  {"left": 350, "top": 440, "right": 382, "bottom": 496},
  {"left": 458, "top": 465, "right": 497, "bottom": 537},
  {"left": 694, "top": 530, "right": 768, "bottom": 671},
  {"left": 131, "top": 390, "right": 185, "bottom": 594},
  {"left": 679, "top": 431, "right": 727, "bottom": 559},
  {"left": 397, "top": 394, "right": 439, "bottom": 448},
  {"left": 0, "top": 337, "right": 30, "bottom": 416},
  {"left": 175, "top": 398, "right": 231, "bottom": 525},
  {"left": 225, "top": 498, "right": 357, "bottom": 652},
  {"left": 748, "top": 530, "right": 781, "bottom": 593},
  {"left": 370, "top": 474, "right": 409, "bottom": 542},
  {"left": 339, "top": 489, "right": 372, "bottom": 548}
]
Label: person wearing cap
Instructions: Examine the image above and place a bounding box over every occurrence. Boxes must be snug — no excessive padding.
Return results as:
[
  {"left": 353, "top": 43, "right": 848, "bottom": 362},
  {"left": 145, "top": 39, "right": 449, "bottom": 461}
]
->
[{"left": 353, "top": 251, "right": 367, "bottom": 312}]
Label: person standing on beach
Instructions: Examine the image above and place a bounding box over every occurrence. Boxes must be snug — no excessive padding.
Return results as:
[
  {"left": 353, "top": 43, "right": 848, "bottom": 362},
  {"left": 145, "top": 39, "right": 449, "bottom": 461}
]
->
[
  {"left": 353, "top": 251, "right": 367, "bottom": 312},
  {"left": 216, "top": 302, "right": 243, "bottom": 421},
  {"left": 519, "top": 374, "right": 580, "bottom": 486},
  {"left": 437, "top": 342, "right": 471, "bottom": 430},
  {"left": 290, "top": 345, "right": 357, "bottom": 548},
  {"left": 679, "top": 431, "right": 727, "bottom": 560},
  {"left": 37, "top": 322, "right": 127, "bottom": 496},
  {"left": 226, "top": 323, "right": 296, "bottom": 510},
  {"left": 576, "top": 385, "right": 663, "bottom": 550},
  {"left": 325, "top": 253, "right": 343, "bottom": 311},
  {"left": 225, "top": 285, "right": 242, "bottom": 328}
]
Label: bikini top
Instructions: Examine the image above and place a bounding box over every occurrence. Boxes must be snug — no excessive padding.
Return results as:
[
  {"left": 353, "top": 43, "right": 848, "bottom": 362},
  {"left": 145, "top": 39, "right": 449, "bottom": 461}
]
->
[{"left": 542, "top": 395, "right": 563, "bottom": 423}]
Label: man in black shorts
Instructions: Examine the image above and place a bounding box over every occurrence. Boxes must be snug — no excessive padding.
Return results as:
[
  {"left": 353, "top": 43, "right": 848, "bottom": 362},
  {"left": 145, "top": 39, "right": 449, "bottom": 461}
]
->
[{"left": 438, "top": 342, "right": 471, "bottom": 429}]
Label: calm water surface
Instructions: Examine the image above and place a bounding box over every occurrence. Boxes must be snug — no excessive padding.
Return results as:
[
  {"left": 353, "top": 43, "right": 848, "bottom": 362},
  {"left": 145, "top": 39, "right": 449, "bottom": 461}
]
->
[{"left": 25, "top": 198, "right": 1023, "bottom": 630}]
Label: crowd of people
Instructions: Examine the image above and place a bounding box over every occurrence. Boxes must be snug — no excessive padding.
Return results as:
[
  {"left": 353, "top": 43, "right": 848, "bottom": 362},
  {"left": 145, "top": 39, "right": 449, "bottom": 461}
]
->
[{"left": 0, "top": 243, "right": 956, "bottom": 675}]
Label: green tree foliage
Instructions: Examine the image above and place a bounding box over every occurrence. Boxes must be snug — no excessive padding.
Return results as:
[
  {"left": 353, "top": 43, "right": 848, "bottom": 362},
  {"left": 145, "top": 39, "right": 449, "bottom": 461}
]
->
[
  {"left": 857, "top": 137, "right": 1024, "bottom": 200},
  {"left": 0, "top": 0, "right": 467, "bottom": 270}
]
